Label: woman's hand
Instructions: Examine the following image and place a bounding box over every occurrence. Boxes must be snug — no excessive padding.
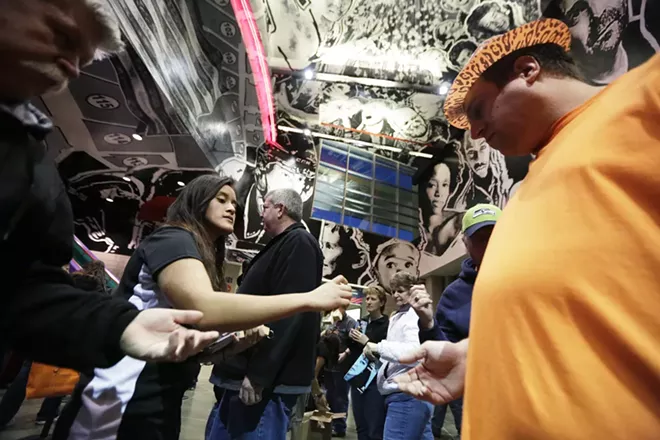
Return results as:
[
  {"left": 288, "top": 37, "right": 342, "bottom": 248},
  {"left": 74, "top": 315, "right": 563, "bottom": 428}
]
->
[
  {"left": 349, "top": 328, "right": 369, "bottom": 345},
  {"left": 363, "top": 342, "right": 379, "bottom": 362},
  {"left": 307, "top": 276, "right": 353, "bottom": 311}
]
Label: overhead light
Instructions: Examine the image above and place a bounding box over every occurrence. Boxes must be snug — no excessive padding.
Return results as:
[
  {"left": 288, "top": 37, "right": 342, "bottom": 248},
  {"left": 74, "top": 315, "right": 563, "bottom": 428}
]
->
[
  {"left": 303, "top": 69, "right": 314, "bottom": 80},
  {"left": 375, "top": 145, "right": 403, "bottom": 153},
  {"left": 105, "top": 198, "right": 114, "bottom": 203},
  {"left": 132, "top": 133, "right": 143, "bottom": 141},
  {"left": 303, "top": 128, "right": 312, "bottom": 136},
  {"left": 438, "top": 84, "right": 449, "bottom": 95},
  {"left": 177, "top": 181, "right": 185, "bottom": 187},
  {"left": 122, "top": 176, "right": 131, "bottom": 182},
  {"left": 409, "top": 151, "right": 434, "bottom": 159},
  {"left": 276, "top": 124, "right": 408, "bottom": 152}
]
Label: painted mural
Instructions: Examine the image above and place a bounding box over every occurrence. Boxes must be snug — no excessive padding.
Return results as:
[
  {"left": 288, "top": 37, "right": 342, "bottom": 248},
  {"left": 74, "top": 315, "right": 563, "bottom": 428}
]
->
[
  {"left": 316, "top": 219, "right": 421, "bottom": 292},
  {"left": 252, "top": 0, "right": 541, "bottom": 85},
  {"left": 41, "top": 0, "right": 659, "bottom": 282},
  {"left": 275, "top": 76, "right": 451, "bottom": 152},
  {"left": 546, "top": 0, "right": 659, "bottom": 85}
]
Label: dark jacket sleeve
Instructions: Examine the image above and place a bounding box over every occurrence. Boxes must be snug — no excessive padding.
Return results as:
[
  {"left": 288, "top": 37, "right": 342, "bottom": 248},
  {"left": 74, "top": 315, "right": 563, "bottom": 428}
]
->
[
  {"left": 418, "top": 286, "right": 456, "bottom": 343},
  {"left": 245, "top": 234, "right": 322, "bottom": 389},
  {"left": 2, "top": 263, "right": 139, "bottom": 374}
]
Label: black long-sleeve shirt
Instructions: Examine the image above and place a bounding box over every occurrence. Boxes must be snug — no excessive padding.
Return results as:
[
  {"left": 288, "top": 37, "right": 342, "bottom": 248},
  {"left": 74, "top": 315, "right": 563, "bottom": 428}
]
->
[
  {"left": 0, "top": 107, "right": 139, "bottom": 374},
  {"left": 211, "top": 223, "right": 323, "bottom": 393}
]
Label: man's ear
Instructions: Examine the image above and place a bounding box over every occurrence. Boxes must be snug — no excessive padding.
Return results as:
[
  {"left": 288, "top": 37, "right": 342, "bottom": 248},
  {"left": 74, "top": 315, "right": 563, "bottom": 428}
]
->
[{"left": 513, "top": 55, "right": 542, "bottom": 85}]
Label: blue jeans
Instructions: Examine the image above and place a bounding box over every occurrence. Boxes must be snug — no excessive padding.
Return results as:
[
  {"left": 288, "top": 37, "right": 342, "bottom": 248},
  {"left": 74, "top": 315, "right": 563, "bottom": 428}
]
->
[
  {"left": 351, "top": 381, "right": 385, "bottom": 440},
  {"left": 324, "top": 370, "right": 350, "bottom": 434},
  {"left": 383, "top": 392, "right": 433, "bottom": 440},
  {"left": 205, "top": 389, "right": 298, "bottom": 440},
  {"left": 0, "top": 361, "right": 63, "bottom": 427},
  {"left": 432, "top": 398, "right": 463, "bottom": 437}
]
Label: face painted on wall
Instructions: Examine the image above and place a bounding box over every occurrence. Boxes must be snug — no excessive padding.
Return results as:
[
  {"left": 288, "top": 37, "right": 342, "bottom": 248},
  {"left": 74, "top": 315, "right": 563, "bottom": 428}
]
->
[
  {"left": 425, "top": 162, "right": 451, "bottom": 217},
  {"left": 264, "top": 158, "right": 306, "bottom": 196},
  {"left": 320, "top": 0, "right": 353, "bottom": 22},
  {"left": 375, "top": 242, "right": 419, "bottom": 289},
  {"left": 441, "top": 0, "right": 477, "bottom": 14},
  {"left": 464, "top": 134, "right": 491, "bottom": 179},
  {"left": 321, "top": 224, "right": 343, "bottom": 277},
  {"left": 559, "top": 0, "right": 628, "bottom": 77},
  {"left": 390, "top": 107, "right": 428, "bottom": 138}
]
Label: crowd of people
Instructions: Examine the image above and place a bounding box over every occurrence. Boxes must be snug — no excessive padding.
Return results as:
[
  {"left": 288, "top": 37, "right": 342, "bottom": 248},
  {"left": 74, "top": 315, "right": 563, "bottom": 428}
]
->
[{"left": 0, "top": 1, "right": 658, "bottom": 440}]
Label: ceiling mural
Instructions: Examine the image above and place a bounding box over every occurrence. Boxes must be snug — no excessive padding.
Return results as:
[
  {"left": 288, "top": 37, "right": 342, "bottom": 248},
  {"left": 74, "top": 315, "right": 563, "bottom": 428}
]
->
[
  {"left": 38, "top": 0, "right": 659, "bottom": 281},
  {"left": 44, "top": 46, "right": 318, "bottom": 256},
  {"left": 275, "top": 76, "right": 453, "bottom": 154},
  {"left": 107, "top": 0, "right": 268, "bottom": 165},
  {"left": 252, "top": 0, "right": 541, "bottom": 85},
  {"left": 36, "top": 48, "right": 217, "bottom": 254}
]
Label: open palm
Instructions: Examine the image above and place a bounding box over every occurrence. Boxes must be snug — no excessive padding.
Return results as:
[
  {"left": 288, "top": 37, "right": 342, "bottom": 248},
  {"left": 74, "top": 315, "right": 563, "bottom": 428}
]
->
[
  {"left": 119, "top": 309, "right": 219, "bottom": 362},
  {"left": 395, "top": 340, "right": 468, "bottom": 405}
]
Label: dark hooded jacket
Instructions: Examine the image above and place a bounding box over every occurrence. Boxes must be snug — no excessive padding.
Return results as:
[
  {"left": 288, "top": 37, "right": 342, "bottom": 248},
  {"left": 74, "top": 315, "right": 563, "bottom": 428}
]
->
[{"left": 419, "top": 258, "right": 477, "bottom": 343}]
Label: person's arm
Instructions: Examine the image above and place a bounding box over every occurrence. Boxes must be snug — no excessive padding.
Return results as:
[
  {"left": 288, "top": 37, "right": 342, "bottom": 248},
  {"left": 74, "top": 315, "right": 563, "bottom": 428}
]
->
[
  {"left": 2, "top": 263, "right": 140, "bottom": 373},
  {"left": 419, "top": 299, "right": 449, "bottom": 343},
  {"left": 3, "top": 262, "right": 221, "bottom": 373},
  {"left": 394, "top": 339, "right": 469, "bottom": 405},
  {"left": 159, "top": 258, "right": 346, "bottom": 332},
  {"left": 243, "top": 235, "right": 323, "bottom": 389},
  {"left": 375, "top": 313, "right": 422, "bottom": 363}
]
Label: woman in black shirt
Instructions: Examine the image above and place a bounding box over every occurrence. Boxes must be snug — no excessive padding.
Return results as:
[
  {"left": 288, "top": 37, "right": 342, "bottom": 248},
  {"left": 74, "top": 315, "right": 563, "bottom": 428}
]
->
[
  {"left": 54, "top": 175, "right": 351, "bottom": 440},
  {"left": 346, "top": 286, "right": 389, "bottom": 440}
]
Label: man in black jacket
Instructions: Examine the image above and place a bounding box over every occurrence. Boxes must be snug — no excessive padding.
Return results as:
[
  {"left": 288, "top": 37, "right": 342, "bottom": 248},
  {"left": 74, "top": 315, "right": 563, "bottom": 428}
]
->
[
  {"left": 207, "top": 188, "right": 324, "bottom": 440},
  {"left": 0, "top": 0, "right": 220, "bottom": 374}
]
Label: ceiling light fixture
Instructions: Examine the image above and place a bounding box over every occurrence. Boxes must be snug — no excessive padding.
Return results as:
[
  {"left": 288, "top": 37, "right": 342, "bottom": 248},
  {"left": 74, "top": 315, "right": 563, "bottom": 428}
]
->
[
  {"left": 132, "top": 133, "right": 143, "bottom": 141},
  {"left": 303, "top": 69, "right": 314, "bottom": 80},
  {"left": 276, "top": 125, "right": 407, "bottom": 152},
  {"left": 122, "top": 176, "right": 131, "bottom": 182},
  {"left": 409, "top": 151, "right": 434, "bottom": 159},
  {"left": 105, "top": 198, "right": 114, "bottom": 203},
  {"left": 177, "top": 181, "right": 185, "bottom": 187}
]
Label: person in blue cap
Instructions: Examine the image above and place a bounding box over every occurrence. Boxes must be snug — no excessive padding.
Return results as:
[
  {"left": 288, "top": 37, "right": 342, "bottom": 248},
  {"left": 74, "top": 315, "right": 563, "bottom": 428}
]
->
[{"left": 411, "top": 203, "right": 501, "bottom": 437}]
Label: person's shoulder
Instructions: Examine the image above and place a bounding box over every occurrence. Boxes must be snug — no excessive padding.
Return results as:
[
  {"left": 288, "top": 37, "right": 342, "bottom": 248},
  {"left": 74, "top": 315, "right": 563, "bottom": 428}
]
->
[
  {"left": 285, "top": 226, "right": 320, "bottom": 249},
  {"left": 138, "top": 226, "right": 200, "bottom": 260},
  {"left": 143, "top": 226, "right": 194, "bottom": 244}
]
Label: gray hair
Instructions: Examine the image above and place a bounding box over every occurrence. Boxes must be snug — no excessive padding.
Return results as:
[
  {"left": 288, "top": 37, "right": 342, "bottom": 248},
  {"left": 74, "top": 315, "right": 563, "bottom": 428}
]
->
[
  {"left": 265, "top": 188, "right": 303, "bottom": 222},
  {"left": 85, "top": 0, "right": 124, "bottom": 60}
]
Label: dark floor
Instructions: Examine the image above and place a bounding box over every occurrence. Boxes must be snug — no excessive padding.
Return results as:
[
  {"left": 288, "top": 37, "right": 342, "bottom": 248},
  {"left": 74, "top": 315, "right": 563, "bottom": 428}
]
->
[{"left": 0, "top": 366, "right": 458, "bottom": 440}]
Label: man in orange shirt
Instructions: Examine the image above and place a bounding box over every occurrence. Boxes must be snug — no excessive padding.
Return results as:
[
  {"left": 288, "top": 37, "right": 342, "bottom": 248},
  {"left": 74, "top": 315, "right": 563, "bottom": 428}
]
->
[{"left": 396, "top": 18, "right": 660, "bottom": 439}]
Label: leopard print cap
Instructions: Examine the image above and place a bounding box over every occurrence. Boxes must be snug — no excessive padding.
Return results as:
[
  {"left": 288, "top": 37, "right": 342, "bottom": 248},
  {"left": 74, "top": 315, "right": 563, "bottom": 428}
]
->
[{"left": 443, "top": 18, "right": 572, "bottom": 130}]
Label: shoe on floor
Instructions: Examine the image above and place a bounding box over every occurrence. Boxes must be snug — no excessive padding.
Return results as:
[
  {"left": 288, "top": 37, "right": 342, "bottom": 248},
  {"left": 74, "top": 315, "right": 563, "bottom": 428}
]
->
[
  {"left": 35, "top": 416, "right": 58, "bottom": 426},
  {"left": 331, "top": 431, "right": 346, "bottom": 438}
]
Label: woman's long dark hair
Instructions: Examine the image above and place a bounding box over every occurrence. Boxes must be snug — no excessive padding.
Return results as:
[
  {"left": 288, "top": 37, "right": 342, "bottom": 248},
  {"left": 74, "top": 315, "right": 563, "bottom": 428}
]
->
[{"left": 165, "top": 175, "right": 234, "bottom": 291}]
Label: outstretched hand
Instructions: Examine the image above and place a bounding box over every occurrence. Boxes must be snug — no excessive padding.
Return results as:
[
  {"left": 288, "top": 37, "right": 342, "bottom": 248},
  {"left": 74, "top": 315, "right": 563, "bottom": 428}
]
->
[
  {"left": 120, "top": 309, "right": 219, "bottom": 363},
  {"left": 309, "top": 276, "right": 353, "bottom": 311},
  {"left": 394, "top": 340, "right": 468, "bottom": 405},
  {"left": 410, "top": 285, "right": 434, "bottom": 330}
]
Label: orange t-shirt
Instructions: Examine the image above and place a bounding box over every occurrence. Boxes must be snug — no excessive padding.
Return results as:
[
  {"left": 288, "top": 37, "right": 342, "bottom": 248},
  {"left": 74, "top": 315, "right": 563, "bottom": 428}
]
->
[{"left": 464, "top": 54, "right": 660, "bottom": 440}]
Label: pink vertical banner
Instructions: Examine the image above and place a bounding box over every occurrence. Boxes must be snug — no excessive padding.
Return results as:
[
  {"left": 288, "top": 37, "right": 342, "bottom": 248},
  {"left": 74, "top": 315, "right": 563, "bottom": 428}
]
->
[{"left": 229, "top": 0, "right": 281, "bottom": 149}]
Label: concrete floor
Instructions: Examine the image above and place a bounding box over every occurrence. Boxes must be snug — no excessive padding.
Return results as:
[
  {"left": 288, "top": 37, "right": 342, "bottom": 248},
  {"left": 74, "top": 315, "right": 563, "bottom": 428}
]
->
[{"left": 0, "top": 366, "right": 457, "bottom": 440}]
